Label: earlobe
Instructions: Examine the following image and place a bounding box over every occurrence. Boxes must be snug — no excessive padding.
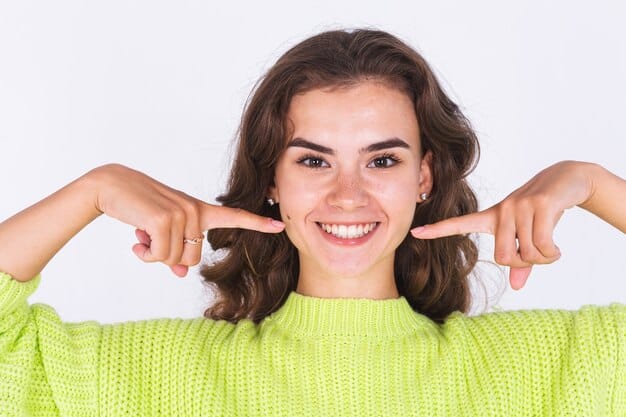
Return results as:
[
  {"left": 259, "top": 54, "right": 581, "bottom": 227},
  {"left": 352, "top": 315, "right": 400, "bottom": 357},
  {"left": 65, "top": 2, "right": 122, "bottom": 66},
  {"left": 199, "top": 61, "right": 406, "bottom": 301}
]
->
[
  {"left": 417, "top": 150, "right": 434, "bottom": 202},
  {"left": 267, "top": 185, "right": 279, "bottom": 205}
]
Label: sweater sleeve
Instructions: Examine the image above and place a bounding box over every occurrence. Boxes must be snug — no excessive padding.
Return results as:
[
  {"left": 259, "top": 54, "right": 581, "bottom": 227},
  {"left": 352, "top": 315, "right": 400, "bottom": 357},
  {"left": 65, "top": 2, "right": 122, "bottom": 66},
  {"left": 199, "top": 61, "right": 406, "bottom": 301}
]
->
[
  {"left": 447, "top": 302, "right": 626, "bottom": 415},
  {"left": 0, "top": 272, "right": 101, "bottom": 417}
]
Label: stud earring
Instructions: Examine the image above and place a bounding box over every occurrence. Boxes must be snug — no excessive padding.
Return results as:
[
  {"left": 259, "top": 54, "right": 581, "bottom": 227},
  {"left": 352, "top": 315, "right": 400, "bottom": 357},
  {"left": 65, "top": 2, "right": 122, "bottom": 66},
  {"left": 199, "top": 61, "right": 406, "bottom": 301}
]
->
[
  {"left": 420, "top": 192, "right": 429, "bottom": 201},
  {"left": 267, "top": 197, "right": 276, "bottom": 206}
]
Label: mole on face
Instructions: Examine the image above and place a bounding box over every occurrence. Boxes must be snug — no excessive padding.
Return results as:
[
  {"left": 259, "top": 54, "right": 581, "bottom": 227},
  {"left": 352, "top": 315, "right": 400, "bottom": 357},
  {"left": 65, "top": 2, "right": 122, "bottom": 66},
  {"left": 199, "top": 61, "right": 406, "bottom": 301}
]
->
[{"left": 286, "top": 214, "right": 291, "bottom": 221}]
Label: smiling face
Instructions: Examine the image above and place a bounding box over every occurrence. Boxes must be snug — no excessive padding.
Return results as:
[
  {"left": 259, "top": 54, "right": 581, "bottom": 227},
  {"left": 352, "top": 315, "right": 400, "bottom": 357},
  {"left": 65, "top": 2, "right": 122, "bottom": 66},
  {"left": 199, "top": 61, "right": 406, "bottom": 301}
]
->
[{"left": 270, "top": 80, "right": 432, "bottom": 299}]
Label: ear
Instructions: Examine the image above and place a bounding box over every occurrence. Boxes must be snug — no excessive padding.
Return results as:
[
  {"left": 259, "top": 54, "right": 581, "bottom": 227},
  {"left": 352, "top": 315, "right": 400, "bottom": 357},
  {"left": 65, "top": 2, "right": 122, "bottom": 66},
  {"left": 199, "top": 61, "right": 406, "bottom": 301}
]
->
[
  {"left": 267, "top": 183, "right": 278, "bottom": 203},
  {"left": 417, "top": 150, "right": 433, "bottom": 202}
]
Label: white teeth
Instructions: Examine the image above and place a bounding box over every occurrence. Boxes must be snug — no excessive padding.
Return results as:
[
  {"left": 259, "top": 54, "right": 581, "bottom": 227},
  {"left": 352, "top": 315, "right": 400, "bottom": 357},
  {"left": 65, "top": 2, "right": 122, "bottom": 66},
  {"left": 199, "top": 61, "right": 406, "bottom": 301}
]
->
[{"left": 319, "top": 222, "right": 377, "bottom": 239}]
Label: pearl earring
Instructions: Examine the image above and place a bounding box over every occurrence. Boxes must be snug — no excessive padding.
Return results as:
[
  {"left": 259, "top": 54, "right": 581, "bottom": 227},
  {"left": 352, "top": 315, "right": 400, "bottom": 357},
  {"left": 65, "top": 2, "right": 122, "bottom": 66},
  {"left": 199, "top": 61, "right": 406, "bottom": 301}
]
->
[
  {"left": 267, "top": 197, "right": 276, "bottom": 206},
  {"left": 420, "top": 192, "right": 428, "bottom": 201}
]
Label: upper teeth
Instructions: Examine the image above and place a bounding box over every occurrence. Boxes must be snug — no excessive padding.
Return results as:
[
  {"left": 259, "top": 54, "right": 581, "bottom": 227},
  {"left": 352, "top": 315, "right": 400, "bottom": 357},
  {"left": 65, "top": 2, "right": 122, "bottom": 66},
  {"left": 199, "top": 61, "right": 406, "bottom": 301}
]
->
[{"left": 319, "top": 222, "right": 377, "bottom": 239}]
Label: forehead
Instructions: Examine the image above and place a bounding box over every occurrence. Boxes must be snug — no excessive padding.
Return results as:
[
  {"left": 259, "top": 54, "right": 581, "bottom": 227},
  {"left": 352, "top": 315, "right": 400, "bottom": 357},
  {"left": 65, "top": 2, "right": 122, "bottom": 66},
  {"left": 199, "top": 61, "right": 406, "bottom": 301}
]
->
[{"left": 285, "top": 81, "right": 420, "bottom": 148}]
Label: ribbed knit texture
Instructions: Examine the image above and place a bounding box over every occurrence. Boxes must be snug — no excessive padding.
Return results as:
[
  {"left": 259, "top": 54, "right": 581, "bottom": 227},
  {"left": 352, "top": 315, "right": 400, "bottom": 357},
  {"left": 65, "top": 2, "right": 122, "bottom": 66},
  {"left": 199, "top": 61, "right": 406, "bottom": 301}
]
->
[{"left": 0, "top": 271, "right": 624, "bottom": 416}]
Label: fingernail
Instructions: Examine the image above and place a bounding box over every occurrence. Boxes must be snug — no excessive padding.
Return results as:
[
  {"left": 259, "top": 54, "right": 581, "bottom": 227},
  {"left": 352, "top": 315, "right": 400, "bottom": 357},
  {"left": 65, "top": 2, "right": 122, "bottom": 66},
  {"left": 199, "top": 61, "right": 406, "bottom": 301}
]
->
[
  {"left": 271, "top": 219, "right": 285, "bottom": 228},
  {"left": 411, "top": 226, "right": 425, "bottom": 236}
]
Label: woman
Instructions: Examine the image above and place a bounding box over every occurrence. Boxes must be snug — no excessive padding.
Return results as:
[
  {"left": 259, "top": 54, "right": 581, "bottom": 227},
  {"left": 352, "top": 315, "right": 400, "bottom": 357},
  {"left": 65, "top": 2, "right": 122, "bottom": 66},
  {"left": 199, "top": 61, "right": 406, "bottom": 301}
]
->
[{"left": 0, "top": 29, "right": 624, "bottom": 416}]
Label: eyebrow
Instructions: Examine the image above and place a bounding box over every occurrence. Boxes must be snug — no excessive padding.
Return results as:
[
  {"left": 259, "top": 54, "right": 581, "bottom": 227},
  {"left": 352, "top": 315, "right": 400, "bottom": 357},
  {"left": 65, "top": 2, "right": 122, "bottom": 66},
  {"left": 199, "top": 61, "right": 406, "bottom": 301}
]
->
[{"left": 287, "top": 137, "right": 411, "bottom": 155}]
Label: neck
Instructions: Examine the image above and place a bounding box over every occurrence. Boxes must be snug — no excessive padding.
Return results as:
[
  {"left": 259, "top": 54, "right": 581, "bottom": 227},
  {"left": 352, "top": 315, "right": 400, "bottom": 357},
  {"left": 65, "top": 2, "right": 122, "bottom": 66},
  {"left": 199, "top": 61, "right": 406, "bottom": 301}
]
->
[{"left": 296, "top": 256, "right": 399, "bottom": 300}]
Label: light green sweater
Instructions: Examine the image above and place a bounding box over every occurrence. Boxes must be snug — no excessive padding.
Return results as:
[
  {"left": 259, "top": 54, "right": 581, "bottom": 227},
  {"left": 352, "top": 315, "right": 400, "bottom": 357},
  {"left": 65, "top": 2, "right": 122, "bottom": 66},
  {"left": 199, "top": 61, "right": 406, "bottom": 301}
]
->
[{"left": 0, "top": 271, "right": 624, "bottom": 416}]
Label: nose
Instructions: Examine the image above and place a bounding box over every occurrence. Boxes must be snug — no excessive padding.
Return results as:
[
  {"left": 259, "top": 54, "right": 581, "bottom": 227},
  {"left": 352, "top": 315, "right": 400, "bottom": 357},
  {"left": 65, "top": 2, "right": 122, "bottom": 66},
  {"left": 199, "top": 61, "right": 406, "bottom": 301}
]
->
[{"left": 326, "top": 170, "right": 369, "bottom": 210}]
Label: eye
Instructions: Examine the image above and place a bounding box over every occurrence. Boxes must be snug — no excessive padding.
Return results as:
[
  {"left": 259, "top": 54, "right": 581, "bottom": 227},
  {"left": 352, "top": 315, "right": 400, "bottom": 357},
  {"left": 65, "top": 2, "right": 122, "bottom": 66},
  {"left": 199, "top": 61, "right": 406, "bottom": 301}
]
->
[
  {"left": 297, "top": 154, "right": 330, "bottom": 169},
  {"left": 367, "top": 154, "right": 400, "bottom": 168}
]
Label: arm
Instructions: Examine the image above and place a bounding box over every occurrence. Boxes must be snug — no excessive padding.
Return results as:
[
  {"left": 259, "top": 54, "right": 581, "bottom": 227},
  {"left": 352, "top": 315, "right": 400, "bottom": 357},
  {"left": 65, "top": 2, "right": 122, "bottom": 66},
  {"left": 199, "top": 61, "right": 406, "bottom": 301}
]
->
[
  {"left": 0, "top": 172, "right": 102, "bottom": 282},
  {"left": 0, "top": 163, "right": 285, "bottom": 282},
  {"left": 411, "top": 160, "right": 625, "bottom": 290},
  {"left": 578, "top": 162, "right": 626, "bottom": 233},
  {"left": 0, "top": 164, "right": 284, "bottom": 414}
]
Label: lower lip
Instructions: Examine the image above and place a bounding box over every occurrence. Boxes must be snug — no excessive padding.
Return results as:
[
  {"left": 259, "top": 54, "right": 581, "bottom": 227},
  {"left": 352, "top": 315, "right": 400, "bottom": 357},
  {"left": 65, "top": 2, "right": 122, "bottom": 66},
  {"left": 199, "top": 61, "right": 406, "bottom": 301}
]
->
[{"left": 316, "top": 223, "right": 379, "bottom": 246}]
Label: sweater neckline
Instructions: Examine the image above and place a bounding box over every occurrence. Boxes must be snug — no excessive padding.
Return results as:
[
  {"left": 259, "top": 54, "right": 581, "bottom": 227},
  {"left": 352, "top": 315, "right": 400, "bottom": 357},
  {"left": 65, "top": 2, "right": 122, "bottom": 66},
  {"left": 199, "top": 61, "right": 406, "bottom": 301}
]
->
[{"left": 266, "top": 291, "right": 434, "bottom": 338}]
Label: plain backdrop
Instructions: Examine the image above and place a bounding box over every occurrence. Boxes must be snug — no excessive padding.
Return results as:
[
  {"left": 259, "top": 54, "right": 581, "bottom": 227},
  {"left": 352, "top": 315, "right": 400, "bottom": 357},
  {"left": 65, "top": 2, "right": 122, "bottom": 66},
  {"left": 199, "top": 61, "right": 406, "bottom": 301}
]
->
[{"left": 0, "top": 1, "right": 624, "bottom": 323}]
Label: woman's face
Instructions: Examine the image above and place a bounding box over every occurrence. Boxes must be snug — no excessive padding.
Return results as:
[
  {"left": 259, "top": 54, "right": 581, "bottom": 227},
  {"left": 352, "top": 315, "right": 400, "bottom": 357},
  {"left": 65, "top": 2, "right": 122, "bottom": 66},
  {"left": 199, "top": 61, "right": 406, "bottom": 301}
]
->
[{"left": 270, "top": 81, "right": 432, "bottom": 295}]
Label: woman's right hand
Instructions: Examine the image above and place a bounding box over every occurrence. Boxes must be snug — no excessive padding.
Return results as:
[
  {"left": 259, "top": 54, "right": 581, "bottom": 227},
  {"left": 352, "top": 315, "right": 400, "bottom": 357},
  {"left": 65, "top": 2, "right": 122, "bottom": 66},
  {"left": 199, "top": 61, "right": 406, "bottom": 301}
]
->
[
  {"left": 91, "top": 164, "right": 284, "bottom": 277},
  {"left": 1, "top": 163, "right": 282, "bottom": 282}
]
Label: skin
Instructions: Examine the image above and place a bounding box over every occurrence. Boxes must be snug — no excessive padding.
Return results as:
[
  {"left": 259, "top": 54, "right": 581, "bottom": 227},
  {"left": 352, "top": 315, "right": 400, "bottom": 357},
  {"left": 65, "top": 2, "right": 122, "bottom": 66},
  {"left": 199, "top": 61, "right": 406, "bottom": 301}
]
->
[
  {"left": 0, "top": 164, "right": 285, "bottom": 282},
  {"left": 1, "top": 87, "right": 623, "bottom": 298},
  {"left": 270, "top": 81, "right": 433, "bottom": 300},
  {"left": 412, "top": 160, "right": 626, "bottom": 290}
]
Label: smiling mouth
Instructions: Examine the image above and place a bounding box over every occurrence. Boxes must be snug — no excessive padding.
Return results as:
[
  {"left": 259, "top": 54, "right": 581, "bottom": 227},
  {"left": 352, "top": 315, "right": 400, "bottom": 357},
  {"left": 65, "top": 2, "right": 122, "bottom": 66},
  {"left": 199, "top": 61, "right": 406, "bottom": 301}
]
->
[{"left": 316, "top": 222, "right": 379, "bottom": 239}]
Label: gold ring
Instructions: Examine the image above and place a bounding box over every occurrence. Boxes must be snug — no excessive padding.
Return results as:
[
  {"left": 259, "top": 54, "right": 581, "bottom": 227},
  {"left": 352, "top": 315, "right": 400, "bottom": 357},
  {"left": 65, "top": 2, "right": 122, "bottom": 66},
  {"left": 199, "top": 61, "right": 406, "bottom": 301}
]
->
[{"left": 183, "top": 235, "right": 204, "bottom": 245}]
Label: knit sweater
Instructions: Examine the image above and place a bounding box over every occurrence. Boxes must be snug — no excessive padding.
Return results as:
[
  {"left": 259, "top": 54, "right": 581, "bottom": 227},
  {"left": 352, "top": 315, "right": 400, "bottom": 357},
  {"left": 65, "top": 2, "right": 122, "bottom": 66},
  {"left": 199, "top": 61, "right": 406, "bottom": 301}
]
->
[{"left": 0, "top": 272, "right": 624, "bottom": 416}]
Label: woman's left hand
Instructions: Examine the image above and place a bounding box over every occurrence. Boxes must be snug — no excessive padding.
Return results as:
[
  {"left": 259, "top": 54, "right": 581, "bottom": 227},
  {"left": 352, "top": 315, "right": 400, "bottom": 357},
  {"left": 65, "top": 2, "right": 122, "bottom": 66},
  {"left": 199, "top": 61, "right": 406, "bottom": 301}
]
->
[{"left": 411, "top": 160, "right": 595, "bottom": 290}]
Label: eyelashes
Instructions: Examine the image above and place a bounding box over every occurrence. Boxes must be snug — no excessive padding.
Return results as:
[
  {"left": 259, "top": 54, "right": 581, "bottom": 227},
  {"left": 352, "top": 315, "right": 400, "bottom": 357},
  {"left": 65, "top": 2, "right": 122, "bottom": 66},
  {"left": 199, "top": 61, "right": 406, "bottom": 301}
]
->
[
  {"left": 295, "top": 152, "right": 401, "bottom": 169},
  {"left": 296, "top": 153, "right": 329, "bottom": 168},
  {"left": 368, "top": 153, "right": 401, "bottom": 168}
]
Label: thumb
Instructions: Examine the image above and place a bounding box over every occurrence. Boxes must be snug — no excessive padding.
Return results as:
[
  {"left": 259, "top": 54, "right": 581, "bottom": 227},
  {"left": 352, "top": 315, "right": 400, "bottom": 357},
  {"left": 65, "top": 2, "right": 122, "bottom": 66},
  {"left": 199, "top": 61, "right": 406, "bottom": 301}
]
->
[{"left": 509, "top": 266, "right": 533, "bottom": 291}]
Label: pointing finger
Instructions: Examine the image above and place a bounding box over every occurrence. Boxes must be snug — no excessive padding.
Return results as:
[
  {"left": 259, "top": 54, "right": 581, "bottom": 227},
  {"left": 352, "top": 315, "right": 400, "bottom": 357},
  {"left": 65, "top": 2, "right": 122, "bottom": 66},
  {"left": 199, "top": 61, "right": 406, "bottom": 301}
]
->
[
  {"left": 201, "top": 204, "right": 285, "bottom": 233},
  {"left": 411, "top": 210, "right": 494, "bottom": 239}
]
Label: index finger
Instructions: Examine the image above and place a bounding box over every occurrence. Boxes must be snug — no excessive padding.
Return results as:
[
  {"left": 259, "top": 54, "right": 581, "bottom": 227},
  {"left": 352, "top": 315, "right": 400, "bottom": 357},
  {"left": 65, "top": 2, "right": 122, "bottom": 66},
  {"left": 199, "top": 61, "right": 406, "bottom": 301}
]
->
[
  {"left": 411, "top": 210, "right": 494, "bottom": 239},
  {"left": 201, "top": 204, "right": 285, "bottom": 233}
]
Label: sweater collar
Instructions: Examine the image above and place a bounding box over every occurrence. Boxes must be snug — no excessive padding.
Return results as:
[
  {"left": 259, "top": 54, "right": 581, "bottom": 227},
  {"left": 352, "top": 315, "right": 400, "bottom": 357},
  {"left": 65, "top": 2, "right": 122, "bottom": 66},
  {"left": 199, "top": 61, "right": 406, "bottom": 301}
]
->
[{"left": 265, "top": 291, "right": 434, "bottom": 338}]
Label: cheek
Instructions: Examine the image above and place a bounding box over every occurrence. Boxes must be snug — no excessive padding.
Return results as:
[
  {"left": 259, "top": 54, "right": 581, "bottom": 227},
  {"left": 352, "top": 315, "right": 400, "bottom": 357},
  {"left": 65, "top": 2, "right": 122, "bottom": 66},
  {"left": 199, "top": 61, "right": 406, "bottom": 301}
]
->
[
  {"left": 372, "top": 173, "right": 419, "bottom": 227},
  {"left": 275, "top": 177, "right": 317, "bottom": 227},
  {"left": 374, "top": 173, "right": 420, "bottom": 204},
  {"left": 276, "top": 170, "right": 321, "bottom": 211}
]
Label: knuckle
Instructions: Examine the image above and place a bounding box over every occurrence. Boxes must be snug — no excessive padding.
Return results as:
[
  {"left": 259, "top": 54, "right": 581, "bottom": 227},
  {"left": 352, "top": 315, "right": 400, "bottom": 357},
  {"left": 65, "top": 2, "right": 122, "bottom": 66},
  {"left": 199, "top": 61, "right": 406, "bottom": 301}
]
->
[
  {"left": 181, "top": 256, "right": 202, "bottom": 267},
  {"left": 179, "top": 198, "right": 200, "bottom": 216},
  {"left": 534, "top": 236, "right": 555, "bottom": 253},
  {"left": 170, "top": 207, "right": 186, "bottom": 224},
  {"left": 152, "top": 212, "right": 172, "bottom": 228},
  {"left": 519, "top": 251, "right": 542, "bottom": 264},
  {"left": 164, "top": 252, "right": 183, "bottom": 266},
  {"left": 534, "top": 234, "right": 551, "bottom": 246},
  {"left": 153, "top": 249, "right": 170, "bottom": 262},
  {"left": 494, "top": 250, "right": 512, "bottom": 265},
  {"left": 145, "top": 249, "right": 166, "bottom": 263},
  {"left": 530, "top": 193, "right": 551, "bottom": 208},
  {"left": 518, "top": 244, "right": 534, "bottom": 261},
  {"left": 497, "top": 199, "right": 516, "bottom": 214}
]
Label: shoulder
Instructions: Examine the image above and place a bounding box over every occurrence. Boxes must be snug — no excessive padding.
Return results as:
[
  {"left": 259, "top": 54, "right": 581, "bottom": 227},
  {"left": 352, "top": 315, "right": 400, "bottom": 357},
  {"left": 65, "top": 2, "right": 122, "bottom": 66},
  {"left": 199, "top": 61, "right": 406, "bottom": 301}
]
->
[
  {"left": 444, "top": 302, "right": 625, "bottom": 332},
  {"left": 98, "top": 313, "right": 262, "bottom": 358},
  {"left": 442, "top": 302, "right": 625, "bottom": 343},
  {"left": 440, "top": 302, "right": 625, "bottom": 372}
]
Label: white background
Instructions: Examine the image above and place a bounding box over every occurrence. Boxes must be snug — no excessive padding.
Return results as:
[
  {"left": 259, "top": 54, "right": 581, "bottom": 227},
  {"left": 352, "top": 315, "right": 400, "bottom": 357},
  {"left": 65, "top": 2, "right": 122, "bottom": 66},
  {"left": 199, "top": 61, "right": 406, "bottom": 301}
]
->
[{"left": 0, "top": 1, "right": 624, "bottom": 323}]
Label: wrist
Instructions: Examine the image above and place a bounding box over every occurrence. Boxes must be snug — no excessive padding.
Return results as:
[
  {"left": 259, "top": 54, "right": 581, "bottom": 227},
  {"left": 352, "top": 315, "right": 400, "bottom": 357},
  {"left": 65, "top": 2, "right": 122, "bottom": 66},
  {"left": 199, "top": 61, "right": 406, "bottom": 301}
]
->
[
  {"left": 577, "top": 162, "right": 604, "bottom": 211},
  {"left": 75, "top": 166, "right": 110, "bottom": 218}
]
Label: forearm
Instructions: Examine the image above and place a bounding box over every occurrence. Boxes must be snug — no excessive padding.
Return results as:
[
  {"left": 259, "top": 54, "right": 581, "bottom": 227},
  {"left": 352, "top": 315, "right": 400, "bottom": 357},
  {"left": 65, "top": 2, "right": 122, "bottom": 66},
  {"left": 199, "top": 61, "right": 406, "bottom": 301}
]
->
[
  {"left": 0, "top": 171, "right": 102, "bottom": 282},
  {"left": 579, "top": 163, "right": 626, "bottom": 233}
]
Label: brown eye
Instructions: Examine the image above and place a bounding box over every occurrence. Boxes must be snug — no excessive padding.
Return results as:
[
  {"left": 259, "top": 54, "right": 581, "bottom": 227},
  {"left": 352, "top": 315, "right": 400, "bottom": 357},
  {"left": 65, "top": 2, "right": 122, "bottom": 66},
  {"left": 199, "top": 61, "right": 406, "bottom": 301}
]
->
[
  {"left": 367, "top": 155, "right": 399, "bottom": 168},
  {"left": 297, "top": 156, "right": 330, "bottom": 168}
]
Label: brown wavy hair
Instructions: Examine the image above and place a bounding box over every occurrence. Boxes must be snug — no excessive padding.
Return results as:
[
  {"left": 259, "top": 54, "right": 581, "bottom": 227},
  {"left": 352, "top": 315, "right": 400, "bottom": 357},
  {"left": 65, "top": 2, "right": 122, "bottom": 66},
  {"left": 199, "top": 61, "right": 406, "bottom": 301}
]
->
[{"left": 201, "top": 28, "right": 480, "bottom": 325}]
